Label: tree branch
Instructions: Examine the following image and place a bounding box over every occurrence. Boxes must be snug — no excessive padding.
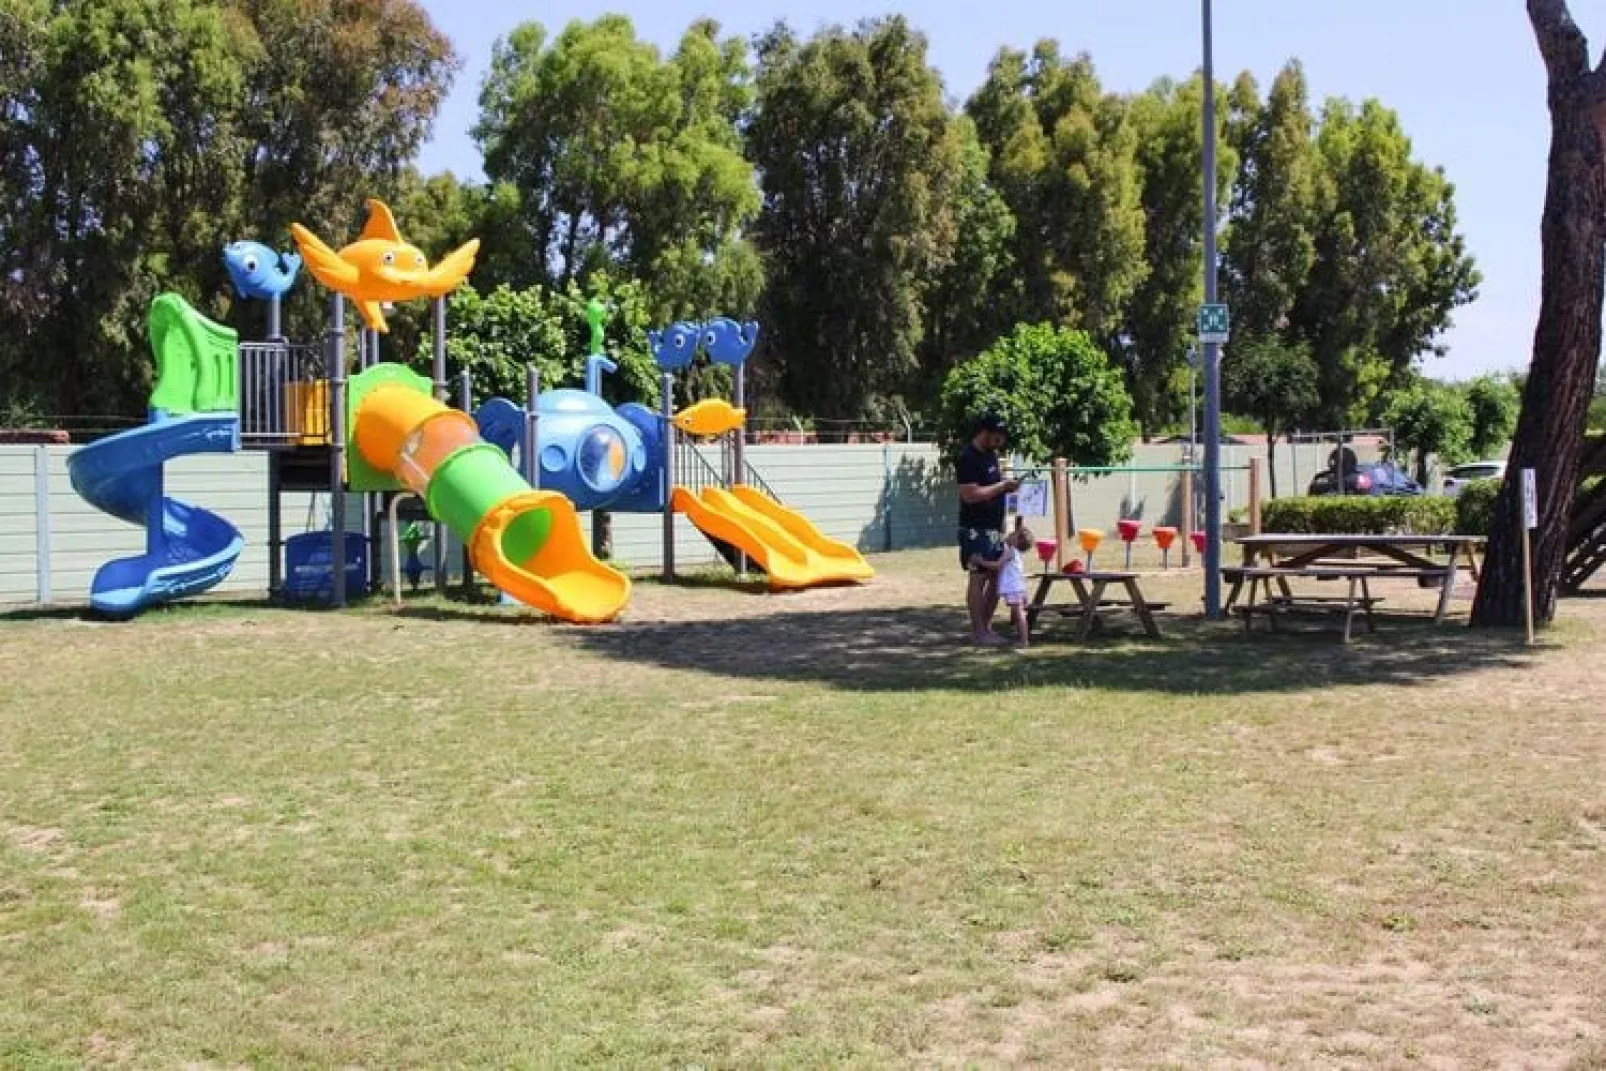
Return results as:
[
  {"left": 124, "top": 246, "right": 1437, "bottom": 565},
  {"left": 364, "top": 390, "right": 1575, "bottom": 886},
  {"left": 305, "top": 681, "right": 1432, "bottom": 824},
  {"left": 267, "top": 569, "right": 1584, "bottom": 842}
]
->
[{"left": 1529, "top": 0, "right": 1591, "bottom": 82}]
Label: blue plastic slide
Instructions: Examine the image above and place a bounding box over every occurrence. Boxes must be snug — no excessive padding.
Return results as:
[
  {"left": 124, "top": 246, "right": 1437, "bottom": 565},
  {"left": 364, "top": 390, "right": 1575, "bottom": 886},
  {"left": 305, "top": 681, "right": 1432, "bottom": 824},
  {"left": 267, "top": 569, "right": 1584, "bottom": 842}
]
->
[{"left": 66, "top": 414, "right": 245, "bottom": 616}]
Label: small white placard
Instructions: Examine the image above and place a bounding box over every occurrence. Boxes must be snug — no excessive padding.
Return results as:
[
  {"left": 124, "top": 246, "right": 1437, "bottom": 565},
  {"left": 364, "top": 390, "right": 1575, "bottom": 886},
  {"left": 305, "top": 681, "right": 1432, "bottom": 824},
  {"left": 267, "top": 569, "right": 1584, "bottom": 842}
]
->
[
  {"left": 1522, "top": 468, "right": 1538, "bottom": 530},
  {"left": 1009, "top": 480, "right": 1050, "bottom": 517}
]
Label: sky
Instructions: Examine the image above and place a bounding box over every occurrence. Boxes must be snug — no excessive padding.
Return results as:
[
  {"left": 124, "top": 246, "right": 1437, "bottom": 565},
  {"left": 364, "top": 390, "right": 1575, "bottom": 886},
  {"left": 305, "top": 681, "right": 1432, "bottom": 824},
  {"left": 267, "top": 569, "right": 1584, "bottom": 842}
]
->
[{"left": 415, "top": 0, "right": 1582, "bottom": 382}]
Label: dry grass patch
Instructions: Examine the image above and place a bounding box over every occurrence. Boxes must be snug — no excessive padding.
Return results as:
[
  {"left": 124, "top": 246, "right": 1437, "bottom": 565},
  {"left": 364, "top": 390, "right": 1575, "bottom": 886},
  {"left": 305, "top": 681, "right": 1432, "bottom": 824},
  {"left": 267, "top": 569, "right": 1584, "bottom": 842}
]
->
[{"left": 0, "top": 549, "right": 1602, "bottom": 1066}]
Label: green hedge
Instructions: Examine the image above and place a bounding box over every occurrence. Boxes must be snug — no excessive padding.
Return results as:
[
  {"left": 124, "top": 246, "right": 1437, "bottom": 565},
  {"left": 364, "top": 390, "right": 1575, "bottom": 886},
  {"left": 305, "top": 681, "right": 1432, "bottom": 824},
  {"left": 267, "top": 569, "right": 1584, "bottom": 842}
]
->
[
  {"left": 1454, "top": 479, "right": 1501, "bottom": 536},
  {"left": 1261, "top": 495, "right": 1458, "bottom": 535}
]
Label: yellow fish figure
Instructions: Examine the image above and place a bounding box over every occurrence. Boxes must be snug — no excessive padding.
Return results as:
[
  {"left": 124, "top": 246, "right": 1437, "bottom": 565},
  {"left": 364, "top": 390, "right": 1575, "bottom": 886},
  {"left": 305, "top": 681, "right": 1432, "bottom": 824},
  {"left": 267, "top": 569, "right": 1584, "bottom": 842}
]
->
[
  {"left": 672, "top": 398, "right": 746, "bottom": 438},
  {"left": 289, "top": 199, "right": 479, "bottom": 332}
]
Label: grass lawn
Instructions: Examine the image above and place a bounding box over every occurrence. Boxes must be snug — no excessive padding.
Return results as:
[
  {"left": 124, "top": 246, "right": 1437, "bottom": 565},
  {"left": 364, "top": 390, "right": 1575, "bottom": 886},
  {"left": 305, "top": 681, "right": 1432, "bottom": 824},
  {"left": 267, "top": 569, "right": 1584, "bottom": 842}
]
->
[{"left": 1, "top": 549, "right": 1604, "bottom": 1067}]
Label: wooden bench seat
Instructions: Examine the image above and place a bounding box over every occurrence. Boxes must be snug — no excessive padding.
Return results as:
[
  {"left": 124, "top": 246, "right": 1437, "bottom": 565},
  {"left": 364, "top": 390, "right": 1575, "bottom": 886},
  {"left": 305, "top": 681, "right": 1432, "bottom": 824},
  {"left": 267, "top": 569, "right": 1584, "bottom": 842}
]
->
[{"left": 1224, "top": 566, "right": 1383, "bottom": 643}]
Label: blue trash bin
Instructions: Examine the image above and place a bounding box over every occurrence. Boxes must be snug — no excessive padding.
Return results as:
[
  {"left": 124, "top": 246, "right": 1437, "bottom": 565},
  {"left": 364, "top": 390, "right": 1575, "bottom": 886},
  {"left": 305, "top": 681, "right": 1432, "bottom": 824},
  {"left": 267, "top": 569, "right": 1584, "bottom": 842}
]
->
[{"left": 283, "top": 531, "right": 368, "bottom": 602}]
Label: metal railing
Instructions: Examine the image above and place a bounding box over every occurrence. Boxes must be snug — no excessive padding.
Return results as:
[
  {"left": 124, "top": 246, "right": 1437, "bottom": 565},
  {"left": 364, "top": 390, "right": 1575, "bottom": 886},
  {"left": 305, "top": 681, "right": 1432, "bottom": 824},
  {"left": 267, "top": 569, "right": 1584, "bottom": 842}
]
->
[
  {"left": 239, "top": 342, "right": 327, "bottom": 447},
  {"left": 675, "top": 437, "right": 725, "bottom": 495},
  {"left": 672, "top": 435, "right": 785, "bottom": 503}
]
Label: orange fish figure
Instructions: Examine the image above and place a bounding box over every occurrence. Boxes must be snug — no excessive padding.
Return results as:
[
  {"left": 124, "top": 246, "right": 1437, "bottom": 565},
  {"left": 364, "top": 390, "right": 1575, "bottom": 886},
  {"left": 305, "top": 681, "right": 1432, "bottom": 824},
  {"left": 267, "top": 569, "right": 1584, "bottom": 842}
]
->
[{"left": 289, "top": 199, "right": 479, "bottom": 332}]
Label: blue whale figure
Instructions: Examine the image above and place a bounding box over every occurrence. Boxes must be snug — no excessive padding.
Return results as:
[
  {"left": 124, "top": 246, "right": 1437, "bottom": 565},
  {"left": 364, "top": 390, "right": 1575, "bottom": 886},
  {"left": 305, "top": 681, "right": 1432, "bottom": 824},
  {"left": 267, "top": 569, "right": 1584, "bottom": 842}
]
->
[
  {"left": 701, "top": 318, "right": 761, "bottom": 367},
  {"left": 648, "top": 321, "right": 702, "bottom": 371},
  {"left": 223, "top": 241, "right": 302, "bottom": 300}
]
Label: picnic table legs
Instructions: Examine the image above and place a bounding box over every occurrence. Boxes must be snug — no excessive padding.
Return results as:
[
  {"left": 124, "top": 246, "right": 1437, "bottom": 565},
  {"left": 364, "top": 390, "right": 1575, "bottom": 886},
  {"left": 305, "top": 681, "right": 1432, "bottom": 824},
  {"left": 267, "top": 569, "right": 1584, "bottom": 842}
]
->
[
  {"left": 1433, "top": 564, "right": 1456, "bottom": 623},
  {"left": 1074, "top": 579, "right": 1108, "bottom": 642},
  {"left": 1121, "top": 577, "right": 1162, "bottom": 638},
  {"left": 1025, "top": 574, "right": 1055, "bottom": 629}
]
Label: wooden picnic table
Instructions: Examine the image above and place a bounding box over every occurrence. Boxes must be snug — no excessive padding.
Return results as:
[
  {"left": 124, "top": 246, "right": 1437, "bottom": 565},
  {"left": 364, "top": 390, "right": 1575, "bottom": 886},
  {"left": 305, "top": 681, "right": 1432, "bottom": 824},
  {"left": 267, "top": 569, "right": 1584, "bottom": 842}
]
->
[
  {"left": 1230, "top": 533, "right": 1486, "bottom": 626},
  {"left": 1025, "top": 570, "right": 1163, "bottom": 641}
]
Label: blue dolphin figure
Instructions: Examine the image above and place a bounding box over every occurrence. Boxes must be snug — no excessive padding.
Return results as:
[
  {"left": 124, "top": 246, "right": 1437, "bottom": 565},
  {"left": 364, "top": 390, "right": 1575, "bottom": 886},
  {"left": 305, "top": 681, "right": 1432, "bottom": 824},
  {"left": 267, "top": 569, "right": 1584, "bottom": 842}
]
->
[
  {"left": 701, "top": 318, "right": 761, "bottom": 367},
  {"left": 222, "top": 241, "right": 302, "bottom": 300},
  {"left": 648, "top": 321, "right": 702, "bottom": 371}
]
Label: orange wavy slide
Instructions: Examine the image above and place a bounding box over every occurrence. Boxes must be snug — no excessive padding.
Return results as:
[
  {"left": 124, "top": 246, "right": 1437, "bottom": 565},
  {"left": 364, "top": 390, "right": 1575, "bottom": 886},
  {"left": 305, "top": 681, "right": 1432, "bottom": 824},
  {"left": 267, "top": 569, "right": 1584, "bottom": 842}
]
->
[{"left": 671, "top": 484, "right": 874, "bottom": 590}]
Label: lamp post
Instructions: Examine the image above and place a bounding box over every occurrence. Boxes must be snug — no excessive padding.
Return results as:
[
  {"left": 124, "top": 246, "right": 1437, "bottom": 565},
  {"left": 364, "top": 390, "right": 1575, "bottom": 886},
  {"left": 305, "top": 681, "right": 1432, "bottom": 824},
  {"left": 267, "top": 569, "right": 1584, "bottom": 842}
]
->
[{"left": 1200, "top": 0, "right": 1224, "bottom": 619}]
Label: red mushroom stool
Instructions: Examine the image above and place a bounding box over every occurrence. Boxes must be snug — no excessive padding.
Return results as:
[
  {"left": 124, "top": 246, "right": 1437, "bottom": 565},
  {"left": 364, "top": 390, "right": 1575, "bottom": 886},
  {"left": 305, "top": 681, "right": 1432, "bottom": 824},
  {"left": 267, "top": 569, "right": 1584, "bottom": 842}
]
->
[
  {"left": 1077, "top": 527, "right": 1104, "bottom": 569},
  {"left": 1116, "top": 518, "right": 1142, "bottom": 569},
  {"left": 1035, "top": 538, "right": 1059, "bottom": 572},
  {"left": 1152, "top": 526, "right": 1178, "bottom": 569}
]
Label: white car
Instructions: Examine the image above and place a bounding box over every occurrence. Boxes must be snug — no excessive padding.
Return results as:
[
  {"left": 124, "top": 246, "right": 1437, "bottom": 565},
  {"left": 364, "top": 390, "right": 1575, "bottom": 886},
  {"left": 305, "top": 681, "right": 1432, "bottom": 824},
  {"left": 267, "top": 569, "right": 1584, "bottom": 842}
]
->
[{"left": 1442, "top": 460, "right": 1507, "bottom": 497}]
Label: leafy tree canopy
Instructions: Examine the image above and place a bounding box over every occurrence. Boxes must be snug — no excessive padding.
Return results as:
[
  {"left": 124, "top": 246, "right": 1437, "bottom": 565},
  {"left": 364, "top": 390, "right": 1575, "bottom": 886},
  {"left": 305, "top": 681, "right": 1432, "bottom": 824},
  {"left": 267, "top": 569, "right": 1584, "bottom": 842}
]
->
[{"left": 937, "top": 323, "right": 1137, "bottom": 467}]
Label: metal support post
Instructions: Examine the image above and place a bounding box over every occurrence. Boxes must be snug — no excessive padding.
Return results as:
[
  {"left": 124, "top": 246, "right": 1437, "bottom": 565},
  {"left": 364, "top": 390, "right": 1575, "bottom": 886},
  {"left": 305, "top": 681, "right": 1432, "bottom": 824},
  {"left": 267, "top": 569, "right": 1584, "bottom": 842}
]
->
[
  {"left": 661, "top": 372, "right": 676, "bottom": 581},
  {"left": 329, "top": 294, "right": 348, "bottom": 608},
  {"left": 267, "top": 450, "right": 282, "bottom": 599},
  {"left": 1200, "top": 0, "right": 1224, "bottom": 618},
  {"left": 732, "top": 363, "right": 747, "bottom": 574},
  {"left": 431, "top": 297, "right": 448, "bottom": 592},
  {"left": 525, "top": 365, "right": 540, "bottom": 487},
  {"left": 459, "top": 368, "right": 474, "bottom": 595}
]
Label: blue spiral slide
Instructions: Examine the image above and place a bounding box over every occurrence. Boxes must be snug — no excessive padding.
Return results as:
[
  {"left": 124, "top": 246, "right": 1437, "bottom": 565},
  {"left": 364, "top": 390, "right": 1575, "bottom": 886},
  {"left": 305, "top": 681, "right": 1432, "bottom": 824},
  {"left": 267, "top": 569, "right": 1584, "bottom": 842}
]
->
[
  {"left": 67, "top": 415, "right": 244, "bottom": 616},
  {"left": 66, "top": 294, "right": 246, "bottom": 616}
]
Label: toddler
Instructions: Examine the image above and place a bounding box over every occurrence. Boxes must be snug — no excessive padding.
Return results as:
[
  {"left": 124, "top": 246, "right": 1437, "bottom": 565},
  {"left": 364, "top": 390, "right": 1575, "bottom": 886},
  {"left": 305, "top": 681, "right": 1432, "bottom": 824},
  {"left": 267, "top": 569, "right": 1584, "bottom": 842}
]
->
[{"left": 991, "top": 523, "right": 1034, "bottom": 648}]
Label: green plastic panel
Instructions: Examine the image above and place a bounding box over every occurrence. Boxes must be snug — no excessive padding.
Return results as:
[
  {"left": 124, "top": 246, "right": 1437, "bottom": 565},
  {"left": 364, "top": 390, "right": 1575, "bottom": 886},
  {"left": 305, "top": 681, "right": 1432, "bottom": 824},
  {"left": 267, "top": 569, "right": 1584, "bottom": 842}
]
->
[
  {"left": 345, "top": 363, "right": 434, "bottom": 492},
  {"left": 425, "top": 443, "right": 541, "bottom": 545},
  {"left": 148, "top": 293, "right": 239, "bottom": 414}
]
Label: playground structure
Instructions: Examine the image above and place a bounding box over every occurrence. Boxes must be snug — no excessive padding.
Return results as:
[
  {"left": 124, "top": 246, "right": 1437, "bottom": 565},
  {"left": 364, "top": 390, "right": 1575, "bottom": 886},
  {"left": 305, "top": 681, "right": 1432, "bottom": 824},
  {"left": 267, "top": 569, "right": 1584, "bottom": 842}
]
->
[
  {"left": 66, "top": 198, "right": 871, "bottom": 621},
  {"left": 469, "top": 307, "right": 874, "bottom": 592}
]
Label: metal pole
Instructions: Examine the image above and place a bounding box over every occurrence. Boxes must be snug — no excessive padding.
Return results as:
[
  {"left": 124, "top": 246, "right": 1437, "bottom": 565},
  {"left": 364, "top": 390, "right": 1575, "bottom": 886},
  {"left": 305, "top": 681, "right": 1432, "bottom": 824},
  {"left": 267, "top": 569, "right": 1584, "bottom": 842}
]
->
[
  {"left": 733, "top": 364, "right": 746, "bottom": 485},
  {"left": 431, "top": 297, "right": 448, "bottom": 593},
  {"left": 732, "top": 363, "right": 748, "bottom": 575},
  {"left": 267, "top": 450, "right": 282, "bottom": 599},
  {"left": 1201, "top": 0, "right": 1224, "bottom": 619},
  {"left": 459, "top": 368, "right": 474, "bottom": 595},
  {"left": 389, "top": 492, "right": 418, "bottom": 607},
  {"left": 360, "top": 326, "right": 375, "bottom": 595},
  {"left": 329, "top": 294, "right": 347, "bottom": 608},
  {"left": 268, "top": 294, "right": 282, "bottom": 343},
  {"left": 525, "top": 365, "right": 540, "bottom": 487},
  {"left": 661, "top": 372, "right": 676, "bottom": 581}
]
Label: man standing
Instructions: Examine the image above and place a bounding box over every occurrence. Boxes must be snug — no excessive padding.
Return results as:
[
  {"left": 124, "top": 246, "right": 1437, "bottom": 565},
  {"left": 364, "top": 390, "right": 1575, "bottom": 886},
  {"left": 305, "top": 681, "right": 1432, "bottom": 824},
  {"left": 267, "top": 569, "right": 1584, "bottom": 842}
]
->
[{"left": 956, "top": 414, "right": 1019, "bottom": 645}]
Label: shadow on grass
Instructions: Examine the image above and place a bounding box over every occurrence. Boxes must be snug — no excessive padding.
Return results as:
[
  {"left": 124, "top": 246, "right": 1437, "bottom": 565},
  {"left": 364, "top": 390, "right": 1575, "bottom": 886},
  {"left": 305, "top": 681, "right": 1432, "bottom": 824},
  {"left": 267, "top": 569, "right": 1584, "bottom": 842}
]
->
[{"left": 570, "top": 603, "right": 1536, "bottom": 696}]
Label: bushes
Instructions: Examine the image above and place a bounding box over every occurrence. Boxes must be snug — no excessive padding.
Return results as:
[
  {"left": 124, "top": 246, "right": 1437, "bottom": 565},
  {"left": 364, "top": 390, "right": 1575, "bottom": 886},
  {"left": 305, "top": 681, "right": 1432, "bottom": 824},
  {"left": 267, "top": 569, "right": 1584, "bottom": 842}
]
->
[
  {"left": 1454, "top": 479, "right": 1501, "bottom": 536},
  {"left": 937, "top": 323, "right": 1138, "bottom": 465},
  {"left": 1261, "top": 495, "right": 1457, "bottom": 535}
]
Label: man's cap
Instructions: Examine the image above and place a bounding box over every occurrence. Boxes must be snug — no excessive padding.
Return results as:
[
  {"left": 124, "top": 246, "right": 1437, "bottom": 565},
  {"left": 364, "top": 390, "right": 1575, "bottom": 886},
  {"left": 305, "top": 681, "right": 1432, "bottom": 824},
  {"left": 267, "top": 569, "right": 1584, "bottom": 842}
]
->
[{"left": 974, "top": 412, "right": 1008, "bottom": 435}]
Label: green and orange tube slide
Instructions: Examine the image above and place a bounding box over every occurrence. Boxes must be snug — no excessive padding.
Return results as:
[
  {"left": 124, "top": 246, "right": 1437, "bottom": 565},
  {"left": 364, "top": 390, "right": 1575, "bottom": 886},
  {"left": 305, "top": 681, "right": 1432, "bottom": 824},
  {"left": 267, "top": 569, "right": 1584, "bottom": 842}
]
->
[{"left": 349, "top": 366, "right": 629, "bottom": 623}]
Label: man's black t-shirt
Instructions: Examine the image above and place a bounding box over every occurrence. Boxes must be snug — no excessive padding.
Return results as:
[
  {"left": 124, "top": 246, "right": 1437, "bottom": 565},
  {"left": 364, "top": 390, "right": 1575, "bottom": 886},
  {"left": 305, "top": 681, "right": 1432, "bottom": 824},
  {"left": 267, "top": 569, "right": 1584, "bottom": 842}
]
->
[{"left": 956, "top": 443, "right": 1006, "bottom": 531}]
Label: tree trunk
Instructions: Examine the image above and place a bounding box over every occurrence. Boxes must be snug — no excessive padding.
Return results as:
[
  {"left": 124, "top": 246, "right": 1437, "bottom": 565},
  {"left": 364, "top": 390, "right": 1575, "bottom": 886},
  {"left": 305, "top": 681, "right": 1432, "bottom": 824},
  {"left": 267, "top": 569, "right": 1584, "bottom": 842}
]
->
[
  {"left": 1474, "top": 0, "right": 1606, "bottom": 627},
  {"left": 1266, "top": 433, "right": 1279, "bottom": 498},
  {"left": 592, "top": 510, "right": 613, "bottom": 561}
]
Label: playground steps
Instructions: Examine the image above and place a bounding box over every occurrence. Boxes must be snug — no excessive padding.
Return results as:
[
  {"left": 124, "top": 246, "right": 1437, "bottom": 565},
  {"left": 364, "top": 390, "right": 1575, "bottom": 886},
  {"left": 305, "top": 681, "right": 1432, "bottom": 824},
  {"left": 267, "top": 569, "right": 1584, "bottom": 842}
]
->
[{"left": 1563, "top": 434, "right": 1606, "bottom": 593}]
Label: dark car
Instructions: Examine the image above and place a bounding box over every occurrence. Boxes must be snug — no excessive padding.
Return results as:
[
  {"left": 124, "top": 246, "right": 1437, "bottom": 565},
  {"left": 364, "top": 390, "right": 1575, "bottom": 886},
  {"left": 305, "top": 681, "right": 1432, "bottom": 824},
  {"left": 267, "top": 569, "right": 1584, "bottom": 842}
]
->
[{"left": 1307, "top": 462, "right": 1423, "bottom": 497}]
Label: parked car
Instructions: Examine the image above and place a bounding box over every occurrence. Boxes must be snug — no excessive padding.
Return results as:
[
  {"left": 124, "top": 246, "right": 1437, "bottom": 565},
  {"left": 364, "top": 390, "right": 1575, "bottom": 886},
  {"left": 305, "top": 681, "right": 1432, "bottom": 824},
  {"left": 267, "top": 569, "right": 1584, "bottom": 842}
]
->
[
  {"left": 1307, "top": 462, "right": 1423, "bottom": 497},
  {"left": 1442, "top": 460, "right": 1507, "bottom": 497}
]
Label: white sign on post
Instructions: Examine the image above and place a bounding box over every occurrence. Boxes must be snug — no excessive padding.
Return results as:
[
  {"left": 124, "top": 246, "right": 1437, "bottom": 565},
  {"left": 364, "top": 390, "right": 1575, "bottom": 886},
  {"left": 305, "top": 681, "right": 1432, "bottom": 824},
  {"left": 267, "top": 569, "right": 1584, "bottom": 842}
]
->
[
  {"left": 1522, "top": 468, "right": 1538, "bottom": 530},
  {"left": 1008, "top": 480, "right": 1050, "bottom": 518}
]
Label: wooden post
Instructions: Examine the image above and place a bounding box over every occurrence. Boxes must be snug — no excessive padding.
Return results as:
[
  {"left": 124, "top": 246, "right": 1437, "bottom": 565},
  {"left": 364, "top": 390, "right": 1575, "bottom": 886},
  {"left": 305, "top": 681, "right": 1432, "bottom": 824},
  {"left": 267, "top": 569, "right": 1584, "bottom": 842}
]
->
[
  {"left": 1181, "top": 468, "right": 1195, "bottom": 568},
  {"left": 1521, "top": 467, "right": 1537, "bottom": 646},
  {"left": 1051, "top": 457, "right": 1069, "bottom": 569},
  {"left": 1248, "top": 457, "right": 1263, "bottom": 535},
  {"left": 1522, "top": 524, "right": 1535, "bottom": 646}
]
